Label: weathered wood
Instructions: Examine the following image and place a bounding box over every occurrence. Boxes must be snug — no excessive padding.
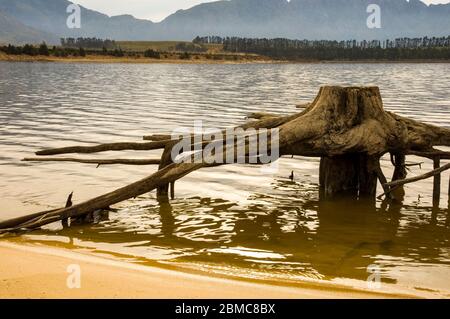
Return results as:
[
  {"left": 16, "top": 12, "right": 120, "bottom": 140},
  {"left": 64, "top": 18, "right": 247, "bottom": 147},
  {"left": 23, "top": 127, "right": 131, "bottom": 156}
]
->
[
  {"left": 0, "top": 162, "right": 205, "bottom": 233},
  {"left": 247, "top": 112, "right": 279, "bottom": 120},
  {"left": 319, "top": 153, "right": 377, "bottom": 199},
  {"left": 320, "top": 155, "right": 359, "bottom": 199},
  {"left": 375, "top": 161, "right": 394, "bottom": 200},
  {"left": 3, "top": 86, "right": 450, "bottom": 233},
  {"left": 142, "top": 134, "right": 172, "bottom": 141},
  {"left": 448, "top": 174, "right": 450, "bottom": 204},
  {"left": 384, "top": 162, "right": 450, "bottom": 189},
  {"left": 23, "top": 157, "right": 160, "bottom": 165},
  {"left": 391, "top": 153, "right": 407, "bottom": 200},
  {"left": 170, "top": 182, "right": 175, "bottom": 200},
  {"left": 157, "top": 141, "right": 177, "bottom": 202},
  {"left": 407, "top": 149, "right": 450, "bottom": 160},
  {"left": 433, "top": 156, "right": 441, "bottom": 206},
  {"left": 36, "top": 140, "right": 168, "bottom": 156},
  {"left": 61, "top": 192, "right": 73, "bottom": 228}
]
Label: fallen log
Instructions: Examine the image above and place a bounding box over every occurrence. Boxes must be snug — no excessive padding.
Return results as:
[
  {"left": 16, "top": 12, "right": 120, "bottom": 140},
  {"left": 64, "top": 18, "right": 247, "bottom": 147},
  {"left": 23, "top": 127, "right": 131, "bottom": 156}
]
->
[
  {"left": 0, "top": 193, "right": 73, "bottom": 231},
  {"left": 0, "top": 162, "right": 204, "bottom": 233},
  {"left": 23, "top": 157, "right": 161, "bottom": 166}
]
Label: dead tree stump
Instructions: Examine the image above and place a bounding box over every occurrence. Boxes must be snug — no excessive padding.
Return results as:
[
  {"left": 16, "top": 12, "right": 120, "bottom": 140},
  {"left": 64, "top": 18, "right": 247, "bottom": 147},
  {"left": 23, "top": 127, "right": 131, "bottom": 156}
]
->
[{"left": 4, "top": 86, "right": 450, "bottom": 233}]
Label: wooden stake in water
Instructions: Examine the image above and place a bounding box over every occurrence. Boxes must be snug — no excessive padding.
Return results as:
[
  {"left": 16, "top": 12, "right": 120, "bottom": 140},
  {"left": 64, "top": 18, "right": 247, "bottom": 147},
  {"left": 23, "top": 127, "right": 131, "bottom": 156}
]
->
[{"left": 433, "top": 156, "right": 441, "bottom": 207}]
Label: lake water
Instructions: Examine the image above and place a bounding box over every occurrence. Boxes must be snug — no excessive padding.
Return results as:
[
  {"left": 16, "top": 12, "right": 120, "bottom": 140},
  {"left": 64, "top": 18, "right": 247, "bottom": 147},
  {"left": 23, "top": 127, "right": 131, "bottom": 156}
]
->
[{"left": 1, "top": 61, "right": 450, "bottom": 297}]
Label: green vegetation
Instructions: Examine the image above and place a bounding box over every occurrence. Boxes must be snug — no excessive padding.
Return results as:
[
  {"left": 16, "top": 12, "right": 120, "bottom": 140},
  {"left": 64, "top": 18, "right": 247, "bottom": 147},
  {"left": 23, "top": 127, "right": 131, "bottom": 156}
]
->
[
  {"left": 143, "top": 49, "right": 160, "bottom": 59},
  {"left": 0, "top": 39, "right": 254, "bottom": 62},
  {"left": 61, "top": 37, "right": 117, "bottom": 50},
  {"left": 117, "top": 41, "right": 212, "bottom": 53},
  {"left": 0, "top": 42, "right": 126, "bottom": 58},
  {"left": 195, "top": 36, "right": 450, "bottom": 61}
]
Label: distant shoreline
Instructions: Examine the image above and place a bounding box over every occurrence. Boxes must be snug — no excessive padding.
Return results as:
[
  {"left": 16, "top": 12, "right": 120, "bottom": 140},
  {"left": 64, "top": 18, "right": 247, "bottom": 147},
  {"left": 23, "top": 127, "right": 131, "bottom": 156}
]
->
[
  {"left": 1, "top": 53, "right": 449, "bottom": 64},
  {"left": 0, "top": 52, "right": 274, "bottom": 64}
]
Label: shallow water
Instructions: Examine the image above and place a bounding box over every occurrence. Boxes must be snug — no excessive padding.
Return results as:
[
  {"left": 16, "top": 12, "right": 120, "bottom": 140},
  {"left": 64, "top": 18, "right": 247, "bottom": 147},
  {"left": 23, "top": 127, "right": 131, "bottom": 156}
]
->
[{"left": 0, "top": 62, "right": 450, "bottom": 296}]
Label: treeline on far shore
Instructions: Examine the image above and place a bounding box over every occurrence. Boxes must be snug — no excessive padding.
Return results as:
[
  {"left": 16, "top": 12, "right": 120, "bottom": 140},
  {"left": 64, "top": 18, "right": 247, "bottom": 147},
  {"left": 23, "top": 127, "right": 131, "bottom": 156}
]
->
[
  {"left": 0, "top": 43, "right": 128, "bottom": 57},
  {"left": 194, "top": 36, "right": 450, "bottom": 60},
  {"left": 0, "top": 37, "right": 220, "bottom": 60},
  {"left": 0, "top": 42, "right": 249, "bottom": 62},
  {"left": 0, "top": 42, "right": 188, "bottom": 59}
]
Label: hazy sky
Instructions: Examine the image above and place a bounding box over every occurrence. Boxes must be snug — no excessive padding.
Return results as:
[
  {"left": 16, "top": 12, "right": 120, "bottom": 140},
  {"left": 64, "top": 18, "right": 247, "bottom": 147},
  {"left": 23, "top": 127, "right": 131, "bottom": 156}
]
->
[{"left": 74, "top": 0, "right": 450, "bottom": 22}]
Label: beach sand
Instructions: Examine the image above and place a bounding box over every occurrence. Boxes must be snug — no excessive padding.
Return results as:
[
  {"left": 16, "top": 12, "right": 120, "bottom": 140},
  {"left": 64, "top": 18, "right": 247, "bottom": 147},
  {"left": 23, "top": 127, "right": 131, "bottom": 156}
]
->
[{"left": 0, "top": 242, "right": 410, "bottom": 299}]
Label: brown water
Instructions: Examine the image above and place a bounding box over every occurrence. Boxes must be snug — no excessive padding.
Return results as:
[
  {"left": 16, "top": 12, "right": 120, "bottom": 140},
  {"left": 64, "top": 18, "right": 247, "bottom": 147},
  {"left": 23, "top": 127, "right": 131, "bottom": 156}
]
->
[{"left": 1, "top": 62, "right": 450, "bottom": 296}]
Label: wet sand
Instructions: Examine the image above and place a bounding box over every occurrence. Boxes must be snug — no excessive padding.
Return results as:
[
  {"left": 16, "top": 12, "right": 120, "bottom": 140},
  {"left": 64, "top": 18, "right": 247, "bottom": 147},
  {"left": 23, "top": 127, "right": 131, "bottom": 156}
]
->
[{"left": 0, "top": 242, "right": 409, "bottom": 299}]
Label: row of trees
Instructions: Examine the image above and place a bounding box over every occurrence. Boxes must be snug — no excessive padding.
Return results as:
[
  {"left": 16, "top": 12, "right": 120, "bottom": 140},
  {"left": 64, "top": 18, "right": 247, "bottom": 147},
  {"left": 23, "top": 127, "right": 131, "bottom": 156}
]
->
[
  {"left": 194, "top": 35, "right": 450, "bottom": 49},
  {"left": 60, "top": 37, "right": 118, "bottom": 49},
  {"left": 193, "top": 36, "right": 450, "bottom": 60},
  {"left": 0, "top": 43, "right": 128, "bottom": 58},
  {"left": 0, "top": 43, "right": 196, "bottom": 59}
]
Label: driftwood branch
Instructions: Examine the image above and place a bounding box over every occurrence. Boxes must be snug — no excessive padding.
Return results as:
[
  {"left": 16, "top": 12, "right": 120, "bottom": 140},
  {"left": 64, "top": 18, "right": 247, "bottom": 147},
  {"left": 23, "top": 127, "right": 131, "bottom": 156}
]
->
[
  {"left": 143, "top": 134, "right": 172, "bottom": 141},
  {"left": 407, "top": 149, "right": 450, "bottom": 160},
  {"left": 35, "top": 140, "right": 169, "bottom": 156},
  {"left": 23, "top": 157, "right": 160, "bottom": 166},
  {"left": 384, "top": 162, "right": 450, "bottom": 189},
  {"left": 247, "top": 112, "right": 279, "bottom": 120},
  {"left": 375, "top": 163, "right": 394, "bottom": 200}
]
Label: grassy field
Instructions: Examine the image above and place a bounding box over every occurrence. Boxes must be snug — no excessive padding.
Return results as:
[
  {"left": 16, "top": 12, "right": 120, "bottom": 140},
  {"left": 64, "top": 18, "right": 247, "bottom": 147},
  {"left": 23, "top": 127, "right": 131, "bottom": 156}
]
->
[{"left": 117, "top": 41, "right": 223, "bottom": 53}]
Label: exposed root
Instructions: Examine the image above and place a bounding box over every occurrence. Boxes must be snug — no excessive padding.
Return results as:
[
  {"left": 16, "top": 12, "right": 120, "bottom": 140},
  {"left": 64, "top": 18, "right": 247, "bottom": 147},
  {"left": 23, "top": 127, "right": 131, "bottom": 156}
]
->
[{"left": 3, "top": 86, "right": 450, "bottom": 234}]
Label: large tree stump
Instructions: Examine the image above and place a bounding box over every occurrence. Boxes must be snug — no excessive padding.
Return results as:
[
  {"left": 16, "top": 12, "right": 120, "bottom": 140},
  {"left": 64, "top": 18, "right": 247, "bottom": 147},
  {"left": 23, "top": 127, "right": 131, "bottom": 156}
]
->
[{"left": 4, "top": 86, "right": 450, "bottom": 233}]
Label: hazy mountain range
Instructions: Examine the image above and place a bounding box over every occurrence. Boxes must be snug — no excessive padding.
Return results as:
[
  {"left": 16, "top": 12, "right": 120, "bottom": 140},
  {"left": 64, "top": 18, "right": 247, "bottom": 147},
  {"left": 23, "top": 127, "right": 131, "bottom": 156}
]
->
[{"left": 0, "top": 0, "right": 449, "bottom": 45}]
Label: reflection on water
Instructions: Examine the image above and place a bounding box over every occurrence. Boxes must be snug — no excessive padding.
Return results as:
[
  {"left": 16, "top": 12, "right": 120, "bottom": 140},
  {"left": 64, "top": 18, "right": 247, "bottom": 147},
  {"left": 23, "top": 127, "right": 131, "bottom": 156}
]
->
[
  {"left": 20, "top": 180, "right": 450, "bottom": 296},
  {"left": 0, "top": 62, "right": 450, "bottom": 296}
]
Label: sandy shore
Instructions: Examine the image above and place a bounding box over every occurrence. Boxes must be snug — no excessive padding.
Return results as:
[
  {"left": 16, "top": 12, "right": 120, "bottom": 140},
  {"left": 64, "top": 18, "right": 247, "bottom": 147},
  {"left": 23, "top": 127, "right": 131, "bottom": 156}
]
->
[{"left": 0, "top": 242, "right": 413, "bottom": 299}]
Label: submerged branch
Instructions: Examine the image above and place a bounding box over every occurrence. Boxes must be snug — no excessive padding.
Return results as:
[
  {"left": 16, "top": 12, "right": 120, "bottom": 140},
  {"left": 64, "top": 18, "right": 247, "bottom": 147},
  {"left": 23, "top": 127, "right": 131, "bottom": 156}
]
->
[{"left": 385, "top": 162, "right": 450, "bottom": 189}]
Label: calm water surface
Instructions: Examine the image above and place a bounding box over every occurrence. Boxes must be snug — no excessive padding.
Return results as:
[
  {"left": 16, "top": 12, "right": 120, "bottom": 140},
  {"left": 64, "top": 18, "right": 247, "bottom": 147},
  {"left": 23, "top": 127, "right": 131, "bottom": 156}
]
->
[{"left": 0, "top": 62, "right": 450, "bottom": 296}]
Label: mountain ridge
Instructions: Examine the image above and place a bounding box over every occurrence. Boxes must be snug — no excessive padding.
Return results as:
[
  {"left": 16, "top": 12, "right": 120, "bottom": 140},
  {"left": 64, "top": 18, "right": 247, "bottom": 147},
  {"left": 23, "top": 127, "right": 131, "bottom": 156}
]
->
[
  {"left": 0, "top": 0, "right": 449, "bottom": 44},
  {"left": 0, "top": 10, "right": 58, "bottom": 45}
]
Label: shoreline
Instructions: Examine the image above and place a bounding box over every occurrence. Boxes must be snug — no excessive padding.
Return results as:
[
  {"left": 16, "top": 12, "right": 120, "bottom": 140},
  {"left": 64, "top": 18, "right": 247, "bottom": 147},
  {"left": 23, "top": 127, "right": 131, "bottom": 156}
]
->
[
  {"left": 0, "top": 240, "right": 422, "bottom": 299},
  {"left": 0, "top": 52, "right": 275, "bottom": 64},
  {"left": 1, "top": 53, "right": 449, "bottom": 64}
]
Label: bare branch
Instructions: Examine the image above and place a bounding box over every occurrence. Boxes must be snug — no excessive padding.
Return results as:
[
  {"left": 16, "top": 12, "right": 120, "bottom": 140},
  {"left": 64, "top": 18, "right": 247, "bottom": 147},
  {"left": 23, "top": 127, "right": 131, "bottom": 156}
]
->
[
  {"left": 35, "top": 140, "right": 169, "bottom": 156},
  {"left": 23, "top": 157, "right": 160, "bottom": 166}
]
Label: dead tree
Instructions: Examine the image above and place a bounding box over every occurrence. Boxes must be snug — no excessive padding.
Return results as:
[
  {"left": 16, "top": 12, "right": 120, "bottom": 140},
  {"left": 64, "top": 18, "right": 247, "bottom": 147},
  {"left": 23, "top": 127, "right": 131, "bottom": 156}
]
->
[{"left": 1, "top": 86, "right": 450, "bottom": 233}]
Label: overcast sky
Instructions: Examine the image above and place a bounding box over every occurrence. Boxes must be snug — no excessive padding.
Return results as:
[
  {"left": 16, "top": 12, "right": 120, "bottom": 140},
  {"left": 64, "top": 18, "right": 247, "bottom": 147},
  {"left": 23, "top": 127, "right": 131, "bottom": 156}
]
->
[{"left": 74, "top": 0, "right": 450, "bottom": 22}]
